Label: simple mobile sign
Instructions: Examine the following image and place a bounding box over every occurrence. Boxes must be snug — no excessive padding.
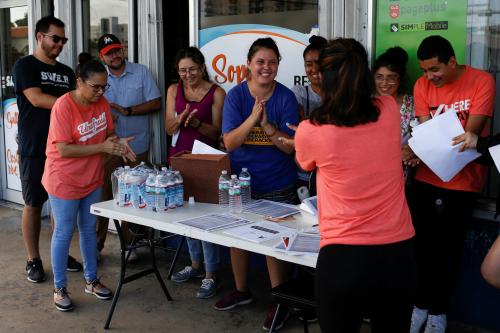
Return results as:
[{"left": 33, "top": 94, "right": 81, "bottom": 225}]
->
[
  {"left": 2, "top": 98, "right": 21, "bottom": 191},
  {"left": 375, "top": 0, "right": 467, "bottom": 92},
  {"left": 200, "top": 24, "right": 309, "bottom": 93}
]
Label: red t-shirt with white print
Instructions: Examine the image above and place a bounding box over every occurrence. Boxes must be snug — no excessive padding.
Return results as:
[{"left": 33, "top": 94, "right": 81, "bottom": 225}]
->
[
  {"left": 42, "top": 92, "right": 114, "bottom": 199},
  {"left": 413, "top": 65, "right": 495, "bottom": 192}
]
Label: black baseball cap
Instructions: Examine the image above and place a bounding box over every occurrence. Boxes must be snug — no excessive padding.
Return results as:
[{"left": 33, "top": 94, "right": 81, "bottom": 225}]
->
[{"left": 98, "top": 34, "right": 122, "bottom": 56}]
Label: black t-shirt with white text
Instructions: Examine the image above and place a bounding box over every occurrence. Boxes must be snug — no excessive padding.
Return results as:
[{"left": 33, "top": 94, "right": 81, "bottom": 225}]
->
[{"left": 13, "top": 55, "right": 76, "bottom": 157}]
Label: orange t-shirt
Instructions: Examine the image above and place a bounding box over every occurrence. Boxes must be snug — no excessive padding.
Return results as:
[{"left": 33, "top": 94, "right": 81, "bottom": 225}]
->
[
  {"left": 295, "top": 96, "right": 415, "bottom": 247},
  {"left": 42, "top": 93, "right": 114, "bottom": 199},
  {"left": 413, "top": 66, "right": 495, "bottom": 192}
]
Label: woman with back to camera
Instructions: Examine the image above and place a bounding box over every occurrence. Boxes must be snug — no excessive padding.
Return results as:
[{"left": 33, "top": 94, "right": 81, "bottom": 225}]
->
[
  {"left": 42, "top": 59, "right": 135, "bottom": 311},
  {"left": 295, "top": 38, "right": 416, "bottom": 332},
  {"left": 373, "top": 46, "right": 419, "bottom": 175},
  {"left": 165, "top": 46, "right": 225, "bottom": 299},
  {"left": 214, "top": 37, "right": 298, "bottom": 331}
]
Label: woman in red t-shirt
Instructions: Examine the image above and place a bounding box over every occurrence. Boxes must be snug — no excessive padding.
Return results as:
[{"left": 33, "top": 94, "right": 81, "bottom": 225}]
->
[
  {"left": 42, "top": 60, "right": 135, "bottom": 312},
  {"left": 295, "top": 38, "right": 416, "bottom": 332}
]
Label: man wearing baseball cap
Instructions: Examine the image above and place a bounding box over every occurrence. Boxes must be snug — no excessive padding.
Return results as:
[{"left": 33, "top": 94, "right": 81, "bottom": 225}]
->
[{"left": 96, "top": 34, "right": 161, "bottom": 259}]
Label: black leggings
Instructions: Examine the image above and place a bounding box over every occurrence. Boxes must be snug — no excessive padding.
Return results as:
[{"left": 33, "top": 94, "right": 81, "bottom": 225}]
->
[{"left": 315, "top": 239, "right": 416, "bottom": 333}]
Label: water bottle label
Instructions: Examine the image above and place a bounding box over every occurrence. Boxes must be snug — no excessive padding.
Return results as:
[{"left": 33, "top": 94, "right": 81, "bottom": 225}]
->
[
  {"left": 240, "top": 180, "right": 250, "bottom": 187},
  {"left": 219, "top": 183, "right": 229, "bottom": 190},
  {"left": 229, "top": 188, "right": 241, "bottom": 195}
]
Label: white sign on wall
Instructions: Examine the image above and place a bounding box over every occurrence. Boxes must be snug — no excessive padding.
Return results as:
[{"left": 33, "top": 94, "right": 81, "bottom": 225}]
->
[
  {"left": 3, "top": 98, "right": 21, "bottom": 191},
  {"left": 200, "top": 24, "right": 311, "bottom": 93}
]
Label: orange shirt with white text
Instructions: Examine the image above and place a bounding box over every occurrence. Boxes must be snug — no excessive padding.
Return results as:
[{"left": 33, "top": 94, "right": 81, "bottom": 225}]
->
[
  {"left": 413, "top": 66, "right": 495, "bottom": 192},
  {"left": 42, "top": 93, "right": 114, "bottom": 199}
]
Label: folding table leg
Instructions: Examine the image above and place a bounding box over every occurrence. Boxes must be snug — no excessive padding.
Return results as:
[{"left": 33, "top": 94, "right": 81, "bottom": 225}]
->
[
  {"left": 104, "top": 219, "right": 128, "bottom": 329},
  {"left": 167, "top": 235, "right": 185, "bottom": 280},
  {"left": 268, "top": 303, "right": 281, "bottom": 333},
  {"left": 148, "top": 228, "right": 172, "bottom": 301}
]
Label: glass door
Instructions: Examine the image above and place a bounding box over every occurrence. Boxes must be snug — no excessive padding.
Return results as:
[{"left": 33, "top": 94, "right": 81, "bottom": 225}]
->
[{"left": 0, "top": 1, "right": 28, "bottom": 204}]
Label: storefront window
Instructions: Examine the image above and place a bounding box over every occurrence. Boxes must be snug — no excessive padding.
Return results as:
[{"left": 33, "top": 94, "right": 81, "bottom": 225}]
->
[
  {"left": 198, "top": 0, "right": 319, "bottom": 92},
  {"left": 81, "top": 0, "right": 130, "bottom": 57},
  {"left": 0, "top": 5, "right": 29, "bottom": 193}
]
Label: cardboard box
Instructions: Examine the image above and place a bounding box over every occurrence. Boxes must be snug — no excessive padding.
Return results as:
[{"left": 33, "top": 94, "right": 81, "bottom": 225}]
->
[{"left": 170, "top": 151, "right": 231, "bottom": 204}]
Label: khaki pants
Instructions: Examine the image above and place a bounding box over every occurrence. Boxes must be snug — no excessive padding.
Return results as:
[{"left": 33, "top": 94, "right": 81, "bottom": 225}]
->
[{"left": 96, "top": 151, "right": 149, "bottom": 252}]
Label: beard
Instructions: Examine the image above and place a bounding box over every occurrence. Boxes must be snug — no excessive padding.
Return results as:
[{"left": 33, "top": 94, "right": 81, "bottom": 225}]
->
[{"left": 41, "top": 39, "right": 62, "bottom": 60}]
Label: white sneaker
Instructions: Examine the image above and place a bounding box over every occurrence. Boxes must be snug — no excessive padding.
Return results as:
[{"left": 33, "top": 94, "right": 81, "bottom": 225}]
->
[
  {"left": 424, "top": 314, "right": 446, "bottom": 333},
  {"left": 410, "top": 306, "right": 428, "bottom": 333}
]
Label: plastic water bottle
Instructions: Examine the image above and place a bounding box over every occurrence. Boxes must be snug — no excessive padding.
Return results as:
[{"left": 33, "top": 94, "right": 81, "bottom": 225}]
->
[
  {"left": 111, "top": 167, "right": 124, "bottom": 205},
  {"left": 229, "top": 174, "right": 242, "bottom": 213},
  {"left": 118, "top": 166, "right": 131, "bottom": 207},
  {"left": 218, "top": 170, "right": 230, "bottom": 208},
  {"left": 166, "top": 172, "right": 177, "bottom": 210},
  {"left": 144, "top": 173, "right": 157, "bottom": 211},
  {"left": 129, "top": 170, "right": 147, "bottom": 209},
  {"left": 174, "top": 171, "right": 184, "bottom": 207},
  {"left": 238, "top": 168, "right": 251, "bottom": 206},
  {"left": 155, "top": 171, "right": 168, "bottom": 212}
]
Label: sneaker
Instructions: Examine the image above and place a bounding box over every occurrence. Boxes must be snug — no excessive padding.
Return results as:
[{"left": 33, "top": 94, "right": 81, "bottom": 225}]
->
[
  {"left": 26, "top": 258, "right": 45, "bottom": 283},
  {"left": 424, "top": 314, "right": 447, "bottom": 333},
  {"left": 295, "top": 309, "right": 317, "bottom": 323},
  {"left": 196, "top": 278, "right": 216, "bottom": 299},
  {"left": 85, "top": 278, "right": 113, "bottom": 300},
  {"left": 262, "top": 303, "right": 290, "bottom": 331},
  {"left": 54, "top": 287, "right": 73, "bottom": 312},
  {"left": 171, "top": 266, "right": 204, "bottom": 283},
  {"left": 214, "top": 289, "right": 253, "bottom": 311},
  {"left": 127, "top": 248, "right": 139, "bottom": 263},
  {"left": 410, "top": 306, "right": 429, "bottom": 333},
  {"left": 67, "top": 255, "right": 83, "bottom": 272}
]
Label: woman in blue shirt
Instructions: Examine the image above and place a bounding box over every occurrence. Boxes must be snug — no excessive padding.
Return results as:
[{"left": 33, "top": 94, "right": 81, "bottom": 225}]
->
[{"left": 214, "top": 37, "right": 298, "bottom": 331}]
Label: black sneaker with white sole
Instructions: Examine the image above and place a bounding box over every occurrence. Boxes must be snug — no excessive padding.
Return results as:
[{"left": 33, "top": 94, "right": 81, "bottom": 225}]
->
[
  {"left": 26, "top": 258, "right": 45, "bottom": 283},
  {"left": 67, "top": 255, "right": 83, "bottom": 272}
]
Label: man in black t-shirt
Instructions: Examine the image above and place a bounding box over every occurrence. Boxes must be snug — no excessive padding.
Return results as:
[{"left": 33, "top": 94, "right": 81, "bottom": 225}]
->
[{"left": 13, "top": 16, "right": 81, "bottom": 283}]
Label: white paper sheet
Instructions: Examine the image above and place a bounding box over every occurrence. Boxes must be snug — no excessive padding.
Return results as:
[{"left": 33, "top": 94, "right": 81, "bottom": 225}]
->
[
  {"left": 488, "top": 144, "right": 500, "bottom": 173},
  {"left": 191, "top": 140, "right": 226, "bottom": 155},
  {"left": 408, "top": 111, "right": 481, "bottom": 182},
  {"left": 223, "top": 221, "right": 295, "bottom": 243},
  {"left": 243, "top": 199, "right": 300, "bottom": 218},
  {"left": 176, "top": 213, "right": 251, "bottom": 231},
  {"left": 274, "top": 232, "right": 320, "bottom": 255}
]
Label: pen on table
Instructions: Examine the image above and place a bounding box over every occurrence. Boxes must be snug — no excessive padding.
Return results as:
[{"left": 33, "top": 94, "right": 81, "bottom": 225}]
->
[{"left": 312, "top": 224, "right": 318, "bottom": 227}]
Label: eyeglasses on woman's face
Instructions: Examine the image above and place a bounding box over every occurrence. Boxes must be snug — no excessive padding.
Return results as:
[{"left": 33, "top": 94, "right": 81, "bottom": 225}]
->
[
  {"left": 374, "top": 74, "right": 399, "bottom": 85},
  {"left": 178, "top": 66, "right": 201, "bottom": 76},
  {"left": 84, "top": 81, "right": 110, "bottom": 93},
  {"left": 42, "top": 33, "right": 68, "bottom": 45}
]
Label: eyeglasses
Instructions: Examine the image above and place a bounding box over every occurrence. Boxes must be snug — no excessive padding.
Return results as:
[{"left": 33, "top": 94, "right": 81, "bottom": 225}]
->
[
  {"left": 178, "top": 66, "right": 201, "bottom": 76},
  {"left": 42, "top": 33, "right": 68, "bottom": 45},
  {"left": 85, "top": 81, "right": 110, "bottom": 93},
  {"left": 374, "top": 75, "right": 399, "bottom": 85}
]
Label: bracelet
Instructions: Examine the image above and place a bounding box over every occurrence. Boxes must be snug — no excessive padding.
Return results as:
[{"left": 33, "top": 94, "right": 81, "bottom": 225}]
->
[
  {"left": 267, "top": 126, "right": 278, "bottom": 137},
  {"left": 126, "top": 107, "right": 133, "bottom": 116}
]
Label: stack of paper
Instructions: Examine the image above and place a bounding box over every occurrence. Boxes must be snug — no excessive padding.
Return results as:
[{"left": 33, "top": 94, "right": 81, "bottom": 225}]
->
[
  {"left": 223, "top": 221, "right": 295, "bottom": 243},
  {"left": 274, "top": 232, "right": 320, "bottom": 255},
  {"left": 176, "top": 213, "right": 251, "bottom": 231},
  {"left": 408, "top": 111, "right": 481, "bottom": 182},
  {"left": 243, "top": 200, "right": 300, "bottom": 218}
]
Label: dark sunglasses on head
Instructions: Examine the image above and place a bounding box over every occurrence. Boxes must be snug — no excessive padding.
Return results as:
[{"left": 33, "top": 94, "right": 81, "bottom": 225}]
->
[{"left": 42, "top": 33, "right": 68, "bottom": 45}]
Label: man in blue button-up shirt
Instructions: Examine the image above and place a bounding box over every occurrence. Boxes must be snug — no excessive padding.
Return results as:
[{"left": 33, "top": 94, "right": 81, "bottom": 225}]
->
[{"left": 96, "top": 34, "right": 161, "bottom": 255}]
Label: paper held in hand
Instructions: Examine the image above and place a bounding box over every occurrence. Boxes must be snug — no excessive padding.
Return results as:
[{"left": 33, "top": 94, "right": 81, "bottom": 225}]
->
[{"left": 408, "top": 111, "right": 481, "bottom": 182}]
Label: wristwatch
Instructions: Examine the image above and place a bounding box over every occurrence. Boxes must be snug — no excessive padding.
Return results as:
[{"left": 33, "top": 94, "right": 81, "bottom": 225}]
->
[{"left": 126, "top": 107, "right": 133, "bottom": 116}]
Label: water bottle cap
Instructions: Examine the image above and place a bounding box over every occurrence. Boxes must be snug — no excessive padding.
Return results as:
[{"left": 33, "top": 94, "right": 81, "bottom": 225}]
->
[
  {"left": 161, "top": 167, "right": 167, "bottom": 171},
  {"left": 242, "top": 167, "right": 248, "bottom": 172},
  {"left": 222, "top": 170, "right": 227, "bottom": 175},
  {"left": 124, "top": 165, "right": 130, "bottom": 169},
  {"left": 231, "top": 174, "right": 237, "bottom": 179}
]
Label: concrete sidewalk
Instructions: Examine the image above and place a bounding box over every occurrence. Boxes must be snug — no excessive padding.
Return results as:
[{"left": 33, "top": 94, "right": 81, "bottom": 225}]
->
[{"left": 0, "top": 203, "right": 496, "bottom": 333}]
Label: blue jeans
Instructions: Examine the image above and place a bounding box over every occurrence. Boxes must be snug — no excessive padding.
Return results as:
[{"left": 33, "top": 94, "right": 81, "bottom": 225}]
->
[
  {"left": 49, "top": 187, "right": 102, "bottom": 289},
  {"left": 186, "top": 238, "right": 220, "bottom": 273}
]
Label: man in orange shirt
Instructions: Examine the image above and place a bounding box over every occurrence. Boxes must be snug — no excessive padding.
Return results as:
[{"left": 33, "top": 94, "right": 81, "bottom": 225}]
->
[{"left": 408, "top": 36, "right": 495, "bottom": 333}]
